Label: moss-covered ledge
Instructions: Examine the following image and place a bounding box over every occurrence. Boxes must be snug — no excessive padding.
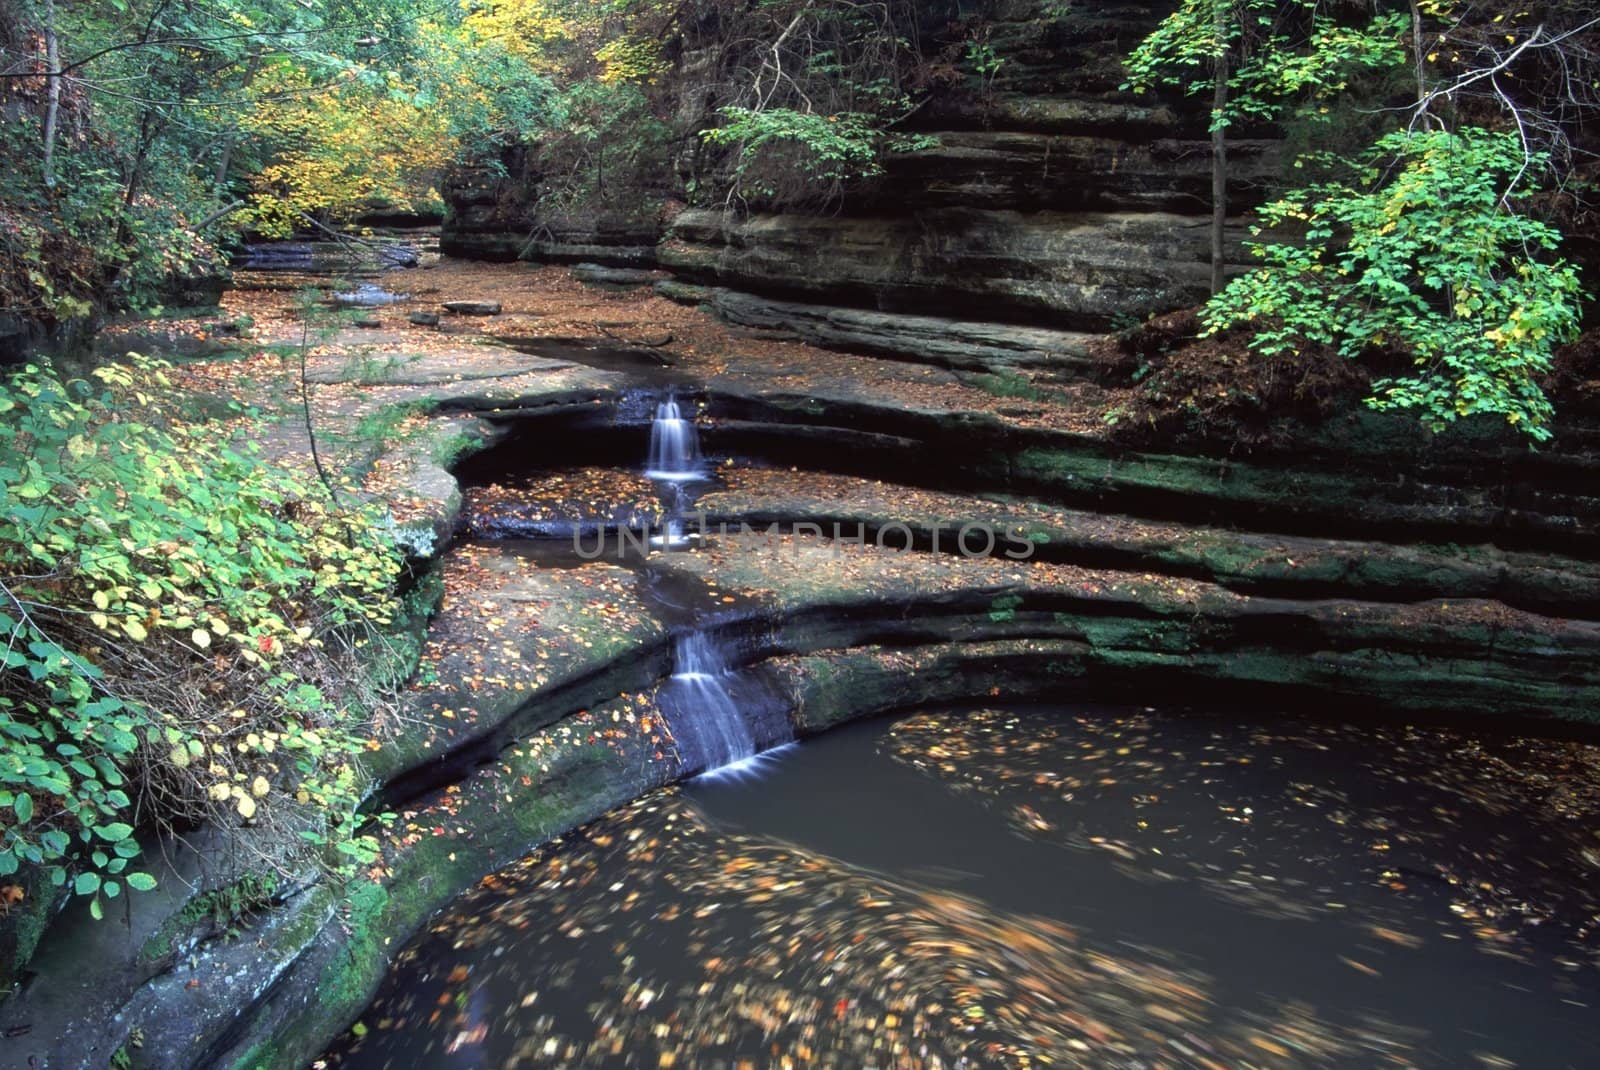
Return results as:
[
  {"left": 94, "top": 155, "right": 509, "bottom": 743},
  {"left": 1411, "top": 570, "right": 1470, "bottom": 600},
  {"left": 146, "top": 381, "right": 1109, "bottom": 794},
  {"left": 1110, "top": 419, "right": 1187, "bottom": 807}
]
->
[
  {"left": 699, "top": 386, "right": 1600, "bottom": 552},
  {"left": 694, "top": 468, "right": 1600, "bottom": 619},
  {"left": 209, "top": 697, "right": 684, "bottom": 1070},
  {"left": 655, "top": 533, "right": 1600, "bottom": 724}
]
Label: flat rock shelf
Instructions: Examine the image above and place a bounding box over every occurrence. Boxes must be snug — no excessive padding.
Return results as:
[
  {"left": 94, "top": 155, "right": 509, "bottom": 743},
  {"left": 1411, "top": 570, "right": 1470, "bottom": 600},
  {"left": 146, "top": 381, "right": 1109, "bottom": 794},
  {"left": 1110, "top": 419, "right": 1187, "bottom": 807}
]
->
[{"left": 9, "top": 256, "right": 1600, "bottom": 1070}]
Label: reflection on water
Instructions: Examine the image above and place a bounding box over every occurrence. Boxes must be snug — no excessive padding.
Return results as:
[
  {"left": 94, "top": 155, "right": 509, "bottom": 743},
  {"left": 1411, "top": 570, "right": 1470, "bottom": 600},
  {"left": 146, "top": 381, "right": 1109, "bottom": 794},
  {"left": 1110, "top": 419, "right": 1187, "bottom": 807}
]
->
[
  {"left": 884, "top": 709, "right": 1600, "bottom": 952},
  {"left": 320, "top": 707, "right": 1600, "bottom": 1069}
]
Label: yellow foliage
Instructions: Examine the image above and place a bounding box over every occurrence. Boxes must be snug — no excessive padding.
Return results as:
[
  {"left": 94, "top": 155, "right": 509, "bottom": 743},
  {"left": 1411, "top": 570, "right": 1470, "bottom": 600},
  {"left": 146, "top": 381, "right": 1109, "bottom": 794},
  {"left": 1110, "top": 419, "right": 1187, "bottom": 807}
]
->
[
  {"left": 460, "top": 0, "right": 575, "bottom": 65},
  {"left": 241, "top": 65, "right": 453, "bottom": 232},
  {"left": 595, "top": 35, "right": 667, "bottom": 84}
]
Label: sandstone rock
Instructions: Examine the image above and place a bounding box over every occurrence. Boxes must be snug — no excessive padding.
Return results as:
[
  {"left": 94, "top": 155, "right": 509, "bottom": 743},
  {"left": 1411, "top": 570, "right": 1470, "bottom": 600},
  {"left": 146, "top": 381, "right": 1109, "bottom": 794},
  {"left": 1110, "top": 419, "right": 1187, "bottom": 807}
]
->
[
  {"left": 443, "top": 300, "right": 502, "bottom": 316},
  {"left": 661, "top": 206, "right": 1249, "bottom": 332},
  {"left": 571, "top": 262, "right": 659, "bottom": 287},
  {"left": 653, "top": 279, "right": 715, "bottom": 306},
  {"left": 882, "top": 129, "right": 1281, "bottom": 213},
  {"left": 703, "top": 287, "right": 1097, "bottom": 374},
  {"left": 409, "top": 311, "right": 441, "bottom": 326}
]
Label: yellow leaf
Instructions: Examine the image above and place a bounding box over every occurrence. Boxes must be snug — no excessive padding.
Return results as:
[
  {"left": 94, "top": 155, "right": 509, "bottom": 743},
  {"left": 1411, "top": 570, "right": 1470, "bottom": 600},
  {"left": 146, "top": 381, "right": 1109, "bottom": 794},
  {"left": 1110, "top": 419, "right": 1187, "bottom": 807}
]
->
[
  {"left": 124, "top": 619, "right": 148, "bottom": 642},
  {"left": 192, "top": 628, "right": 211, "bottom": 649},
  {"left": 235, "top": 794, "right": 257, "bottom": 820}
]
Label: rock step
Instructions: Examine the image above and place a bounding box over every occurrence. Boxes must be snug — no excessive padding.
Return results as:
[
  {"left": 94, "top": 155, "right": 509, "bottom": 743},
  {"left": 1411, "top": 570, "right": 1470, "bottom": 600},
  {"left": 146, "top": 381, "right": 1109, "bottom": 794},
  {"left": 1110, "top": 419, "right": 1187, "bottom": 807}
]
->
[
  {"left": 696, "top": 390, "right": 1600, "bottom": 556},
  {"left": 690, "top": 504, "right": 1600, "bottom": 623},
  {"left": 664, "top": 283, "right": 1099, "bottom": 376},
  {"left": 660, "top": 206, "right": 1247, "bottom": 333}
]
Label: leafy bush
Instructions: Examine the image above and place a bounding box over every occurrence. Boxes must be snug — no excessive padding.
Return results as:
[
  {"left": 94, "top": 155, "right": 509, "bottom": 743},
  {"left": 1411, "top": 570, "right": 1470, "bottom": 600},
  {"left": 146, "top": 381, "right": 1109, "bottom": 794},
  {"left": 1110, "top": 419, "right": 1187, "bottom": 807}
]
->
[
  {"left": 0, "top": 356, "right": 404, "bottom": 915},
  {"left": 701, "top": 107, "right": 936, "bottom": 206},
  {"left": 532, "top": 80, "right": 672, "bottom": 215},
  {"left": 1203, "top": 128, "right": 1584, "bottom": 440}
]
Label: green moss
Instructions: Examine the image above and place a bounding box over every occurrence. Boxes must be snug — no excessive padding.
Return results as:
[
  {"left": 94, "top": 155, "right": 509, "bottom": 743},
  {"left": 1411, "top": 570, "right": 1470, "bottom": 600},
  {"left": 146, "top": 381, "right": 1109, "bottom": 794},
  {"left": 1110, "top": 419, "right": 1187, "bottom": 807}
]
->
[
  {"left": 228, "top": 1039, "right": 279, "bottom": 1070},
  {"left": 969, "top": 372, "right": 1066, "bottom": 404},
  {"left": 273, "top": 885, "right": 337, "bottom": 954},
  {"left": 1012, "top": 446, "right": 1342, "bottom": 507},
  {"left": 1, "top": 868, "right": 54, "bottom": 990},
  {"left": 139, "top": 872, "right": 281, "bottom": 966},
  {"left": 319, "top": 878, "right": 391, "bottom": 1009},
  {"left": 988, "top": 594, "right": 1024, "bottom": 622}
]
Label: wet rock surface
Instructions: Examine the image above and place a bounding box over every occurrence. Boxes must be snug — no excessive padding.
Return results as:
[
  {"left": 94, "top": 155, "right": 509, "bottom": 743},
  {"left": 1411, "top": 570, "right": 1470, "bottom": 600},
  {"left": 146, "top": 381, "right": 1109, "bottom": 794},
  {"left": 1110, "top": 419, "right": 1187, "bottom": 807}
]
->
[{"left": 11, "top": 257, "right": 1600, "bottom": 1070}]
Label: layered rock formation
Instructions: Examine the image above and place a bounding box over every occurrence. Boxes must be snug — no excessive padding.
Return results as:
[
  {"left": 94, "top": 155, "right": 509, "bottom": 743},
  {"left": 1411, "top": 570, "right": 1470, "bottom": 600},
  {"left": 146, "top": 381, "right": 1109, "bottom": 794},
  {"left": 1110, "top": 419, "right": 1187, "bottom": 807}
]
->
[
  {"left": 441, "top": 0, "right": 1278, "bottom": 349},
  {"left": 8, "top": 257, "right": 1600, "bottom": 1070}
]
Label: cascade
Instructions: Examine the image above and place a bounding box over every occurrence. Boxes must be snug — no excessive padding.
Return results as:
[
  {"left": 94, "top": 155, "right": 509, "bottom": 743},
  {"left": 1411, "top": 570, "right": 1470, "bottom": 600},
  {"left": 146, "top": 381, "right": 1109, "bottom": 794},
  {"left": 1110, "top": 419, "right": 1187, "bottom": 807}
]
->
[
  {"left": 651, "top": 483, "right": 693, "bottom": 551},
  {"left": 642, "top": 392, "right": 793, "bottom": 776},
  {"left": 645, "top": 396, "right": 702, "bottom": 481},
  {"left": 659, "top": 632, "right": 756, "bottom": 772}
]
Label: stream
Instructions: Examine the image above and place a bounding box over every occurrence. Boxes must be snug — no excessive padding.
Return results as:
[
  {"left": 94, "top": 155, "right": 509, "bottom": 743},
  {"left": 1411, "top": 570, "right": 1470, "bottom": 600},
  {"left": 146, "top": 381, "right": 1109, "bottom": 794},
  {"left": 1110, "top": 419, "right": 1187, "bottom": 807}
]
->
[
  {"left": 174, "top": 254, "right": 1600, "bottom": 1068},
  {"left": 319, "top": 705, "right": 1600, "bottom": 1068},
  {"left": 318, "top": 371, "right": 1600, "bottom": 1068}
]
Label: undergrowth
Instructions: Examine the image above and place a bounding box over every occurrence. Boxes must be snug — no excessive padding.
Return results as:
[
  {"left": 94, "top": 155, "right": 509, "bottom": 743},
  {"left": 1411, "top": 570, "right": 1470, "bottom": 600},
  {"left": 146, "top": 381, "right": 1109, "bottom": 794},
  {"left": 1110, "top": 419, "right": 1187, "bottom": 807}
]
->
[
  {"left": 0, "top": 355, "right": 406, "bottom": 919},
  {"left": 1097, "top": 309, "right": 1369, "bottom": 450}
]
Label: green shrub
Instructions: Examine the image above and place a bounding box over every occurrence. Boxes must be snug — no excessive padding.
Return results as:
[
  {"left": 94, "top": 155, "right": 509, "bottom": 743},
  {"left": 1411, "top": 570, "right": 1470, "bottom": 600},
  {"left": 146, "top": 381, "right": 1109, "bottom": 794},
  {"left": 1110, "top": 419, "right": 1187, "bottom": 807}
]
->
[
  {"left": 1203, "top": 128, "right": 1584, "bottom": 441},
  {"left": 0, "top": 356, "right": 404, "bottom": 916},
  {"left": 700, "top": 106, "right": 936, "bottom": 205}
]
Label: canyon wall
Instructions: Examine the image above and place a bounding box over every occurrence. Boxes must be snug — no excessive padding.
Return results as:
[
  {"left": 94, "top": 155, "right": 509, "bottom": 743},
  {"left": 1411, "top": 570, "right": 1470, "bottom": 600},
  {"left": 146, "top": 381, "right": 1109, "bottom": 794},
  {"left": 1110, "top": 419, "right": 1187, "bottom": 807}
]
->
[{"left": 442, "top": 1, "right": 1280, "bottom": 338}]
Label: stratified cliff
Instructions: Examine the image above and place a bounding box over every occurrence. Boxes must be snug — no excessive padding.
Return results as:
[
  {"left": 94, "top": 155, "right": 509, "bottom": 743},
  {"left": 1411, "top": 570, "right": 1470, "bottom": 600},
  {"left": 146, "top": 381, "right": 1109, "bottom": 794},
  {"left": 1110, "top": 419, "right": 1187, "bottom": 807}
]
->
[{"left": 442, "top": 1, "right": 1278, "bottom": 348}]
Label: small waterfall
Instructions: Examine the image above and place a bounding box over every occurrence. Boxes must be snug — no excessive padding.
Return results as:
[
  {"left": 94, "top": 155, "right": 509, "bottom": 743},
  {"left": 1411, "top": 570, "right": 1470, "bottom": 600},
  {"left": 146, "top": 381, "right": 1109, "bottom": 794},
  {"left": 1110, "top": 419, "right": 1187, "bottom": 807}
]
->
[
  {"left": 650, "top": 482, "right": 692, "bottom": 550},
  {"left": 660, "top": 633, "right": 756, "bottom": 772},
  {"left": 645, "top": 396, "right": 702, "bottom": 481}
]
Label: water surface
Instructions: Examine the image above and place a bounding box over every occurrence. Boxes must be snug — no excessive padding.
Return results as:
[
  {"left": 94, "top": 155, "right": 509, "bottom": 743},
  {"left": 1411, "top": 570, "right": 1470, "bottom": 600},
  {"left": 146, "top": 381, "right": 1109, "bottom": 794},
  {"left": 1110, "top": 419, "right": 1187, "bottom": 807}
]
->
[{"left": 321, "top": 705, "right": 1600, "bottom": 1068}]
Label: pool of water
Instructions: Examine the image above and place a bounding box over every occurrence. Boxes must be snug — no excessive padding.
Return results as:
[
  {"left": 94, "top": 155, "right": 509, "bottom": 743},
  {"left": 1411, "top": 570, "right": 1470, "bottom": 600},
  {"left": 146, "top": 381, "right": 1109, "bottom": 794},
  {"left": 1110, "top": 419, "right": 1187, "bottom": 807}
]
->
[{"left": 320, "top": 705, "right": 1600, "bottom": 1068}]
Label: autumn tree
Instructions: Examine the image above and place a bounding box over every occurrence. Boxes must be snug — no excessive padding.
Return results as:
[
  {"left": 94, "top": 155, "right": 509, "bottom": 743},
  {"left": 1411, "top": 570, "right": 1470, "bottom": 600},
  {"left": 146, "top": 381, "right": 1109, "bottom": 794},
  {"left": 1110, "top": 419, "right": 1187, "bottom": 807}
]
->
[{"left": 0, "top": 0, "right": 556, "bottom": 314}]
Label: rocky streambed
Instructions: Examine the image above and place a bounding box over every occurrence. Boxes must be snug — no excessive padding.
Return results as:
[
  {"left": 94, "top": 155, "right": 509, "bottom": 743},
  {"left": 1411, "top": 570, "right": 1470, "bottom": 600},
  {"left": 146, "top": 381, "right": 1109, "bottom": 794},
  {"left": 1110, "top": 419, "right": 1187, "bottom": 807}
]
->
[{"left": 6, "top": 259, "right": 1600, "bottom": 1069}]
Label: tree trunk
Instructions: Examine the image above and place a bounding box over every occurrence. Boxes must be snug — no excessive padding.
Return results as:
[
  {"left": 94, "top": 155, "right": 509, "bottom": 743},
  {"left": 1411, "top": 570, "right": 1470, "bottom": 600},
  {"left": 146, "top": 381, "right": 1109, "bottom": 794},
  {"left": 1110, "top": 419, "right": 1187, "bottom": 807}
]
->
[
  {"left": 1210, "top": 0, "right": 1229, "bottom": 295},
  {"left": 1409, "top": 1, "right": 1430, "bottom": 124},
  {"left": 214, "top": 129, "right": 236, "bottom": 194},
  {"left": 41, "top": 0, "right": 60, "bottom": 188}
]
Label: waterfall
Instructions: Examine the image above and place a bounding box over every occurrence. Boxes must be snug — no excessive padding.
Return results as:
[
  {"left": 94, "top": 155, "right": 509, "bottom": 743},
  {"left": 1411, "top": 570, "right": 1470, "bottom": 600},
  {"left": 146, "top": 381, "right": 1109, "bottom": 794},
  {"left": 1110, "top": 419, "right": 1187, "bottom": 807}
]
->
[
  {"left": 642, "top": 392, "right": 795, "bottom": 777},
  {"left": 645, "top": 396, "right": 702, "bottom": 481},
  {"left": 660, "top": 633, "right": 756, "bottom": 772},
  {"left": 650, "top": 483, "right": 693, "bottom": 551}
]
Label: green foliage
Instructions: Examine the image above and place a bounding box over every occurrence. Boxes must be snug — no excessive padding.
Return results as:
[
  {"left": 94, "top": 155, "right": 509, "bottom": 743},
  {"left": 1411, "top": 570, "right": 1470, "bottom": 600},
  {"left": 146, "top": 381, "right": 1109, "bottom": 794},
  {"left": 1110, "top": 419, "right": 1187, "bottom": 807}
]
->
[
  {"left": 0, "top": 355, "right": 405, "bottom": 913},
  {"left": 686, "top": 0, "right": 934, "bottom": 207},
  {"left": 1203, "top": 128, "right": 1583, "bottom": 440},
  {"left": 139, "top": 871, "right": 280, "bottom": 964},
  {"left": 964, "top": 34, "right": 1005, "bottom": 97},
  {"left": 531, "top": 80, "right": 671, "bottom": 213},
  {"left": 703, "top": 107, "right": 911, "bottom": 188},
  {"left": 1122, "top": 0, "right": 1406, "bottom": 131},
  {"left": 0, "top": 0, "right": 560, "bottom": 315},
  {"left": 1231, "top": 12, "right": 1407, "bottom": 123}
]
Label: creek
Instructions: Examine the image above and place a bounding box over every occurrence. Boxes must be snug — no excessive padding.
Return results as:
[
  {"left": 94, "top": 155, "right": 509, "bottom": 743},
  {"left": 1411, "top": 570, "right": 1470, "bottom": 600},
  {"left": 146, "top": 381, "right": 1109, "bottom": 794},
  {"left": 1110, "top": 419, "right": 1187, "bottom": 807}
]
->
[
  {"left": 317, "top": 368, "right": 1600, "bottom": 1068},
  {"left": 320, "top": 705, "right": 1600, "bottom": 1067}
]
